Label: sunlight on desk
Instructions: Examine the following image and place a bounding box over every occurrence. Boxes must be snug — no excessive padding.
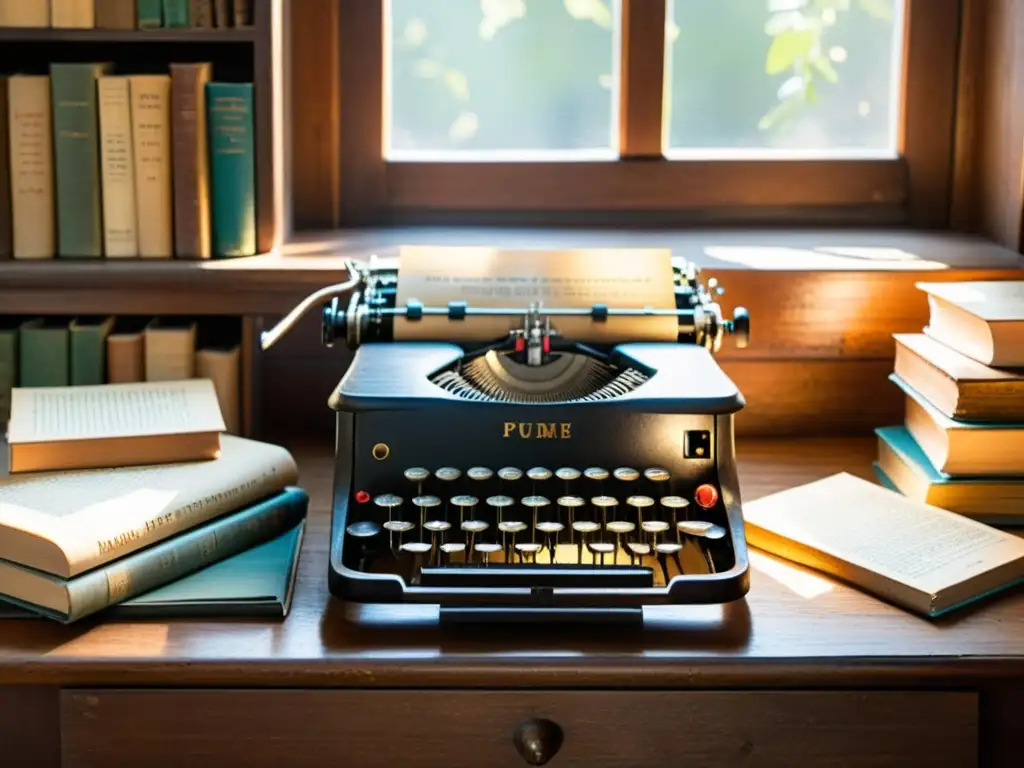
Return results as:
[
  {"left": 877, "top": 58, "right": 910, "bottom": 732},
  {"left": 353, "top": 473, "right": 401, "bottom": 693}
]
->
[
  {"left": 703, "top": 245, "right": 951, "bottom": 271},
  {"left": 748, "top": 549, "right": 836, "bottom": 600}
]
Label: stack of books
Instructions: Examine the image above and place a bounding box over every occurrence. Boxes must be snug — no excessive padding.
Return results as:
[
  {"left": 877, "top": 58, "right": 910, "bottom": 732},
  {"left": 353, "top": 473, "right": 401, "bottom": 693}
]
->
[
  {"left": 875, "top": 280, "right": 1024, "bottom": 526},
  {"left": 0, "top": 378, "right": 306, "bottom": 623}
]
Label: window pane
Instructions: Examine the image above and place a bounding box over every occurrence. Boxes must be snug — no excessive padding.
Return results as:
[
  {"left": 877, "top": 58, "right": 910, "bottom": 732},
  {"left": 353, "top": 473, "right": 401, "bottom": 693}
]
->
[
  {"left": 385, "top": 0, "right": 619, "bottom": 160},
  {"left": 665, "top": 0, "right": 904, "bottom": 157}
]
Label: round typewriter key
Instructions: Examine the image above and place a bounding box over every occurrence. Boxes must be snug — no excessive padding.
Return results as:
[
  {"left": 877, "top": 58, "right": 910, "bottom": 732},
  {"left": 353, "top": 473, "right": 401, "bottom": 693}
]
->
[
  {"left": 346, "top": 521, "right": 381, "bottom": 538},
  {"left": 694, "top": 483, "right": 720, "bottom": 509},
  {"left": 435, "top": 467, "right": 461, "bottom": 482},
  {"left": 627, "top": 542, "right": 651, "bottom": 556},
  {"left": 474, "top": 542, "right": 502, "bottom": 567},
  {"left": 451, "top": 494, "right": 479, "bottom": 507},
  {"left": 440, "top": 542, "right": 466, "bottom": 553},
  {"left": 677, "top": 520, "right": 714, "bottom": 536},
  {"left": 654, "top": 542, "right": 684, "bottom": 581},
  {"left": 527, "top": 467, "right": 552, "bottom": 481},
  {"left": 486, "top": 495, "right": 514, "bottom": 508},
  {"left": 644, "top": 467, "right": 671, "bottom": 483},
  {"left": 498, "top": 467, "right": 523, "bottom": 482},
  {"left": 536, "top": 522, "right": 564, "bottom": 533},
  {"left": 555, "top": 467, "right": 581, "bottom": 481},
  {"left": 400, "top": 541, "right": 432, "bottom": 553},
  {"left": 606, "top": 521, "right": 635, "bottom": 534},
  {"left": 588, "top": 541, "right": 616, "bottom": 565},
  {"left": 413, "top": 495, "right": 441, "bottom": 508},
  {"left": 424, "top": 520, "right": 451, "bottom": 532},
  {"left": 374, "top": 494, "right": 403, "bottom": 508},
  {"left": 557, "top": 495, "right": 585, "bottom": 507},
  {"left": 571, "top": 521, "right": 600, "bottom": 533},
  {"left": 703, "top": 524, "right": 727, "bottom": 540},
  {"left": 498, "top": 521, "right": 527, "bottom": 533},
  {"left": 522, "top": 495, "right": 550, "bottom": 507},
  {"left": 514, "top": 542, "right": 544, "bottom": 563},
  {"left": 584, "top": 467, "right": 609, "bottom": 481},
  {"left": 461, "top": 520, "right": 489, "bottom": 532},
  {"left": 656, "top": 542, "right": 683, "bottom": 554},
  {"left": 403, "top": 467, "right": 430, "bottom": 483},
  {"left": 383, "top": 520, "right": 414, "bottom": 533},
  {"left": 467, "top": 467, "right": 494, "bottom": 481},
  {"left": 641, "top": 520, "right": 670, "bottom": 534},
  {"left": 591, "top": 495, "right": 618, "bottom": 507},
  {"left": 660, "top": 495, "right": 689, "bottom": 509},
  {"left": 626, "top": 495, "right": 654, "bottom": 508},
  {"left": 613, "top": 467, "right": 639, "bottom": 482}
]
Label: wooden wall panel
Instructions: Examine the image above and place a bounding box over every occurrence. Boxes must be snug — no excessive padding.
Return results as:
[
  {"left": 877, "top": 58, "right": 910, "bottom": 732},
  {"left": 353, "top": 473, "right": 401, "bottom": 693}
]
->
[{"left": 0, "top": 688, "right": 59, "bottom": 768}]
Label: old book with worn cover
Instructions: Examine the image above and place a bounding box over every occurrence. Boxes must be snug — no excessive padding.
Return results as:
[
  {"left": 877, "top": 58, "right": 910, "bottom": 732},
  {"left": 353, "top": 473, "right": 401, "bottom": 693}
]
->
[
  {"left": 171, "top": 63, "right": 213, "bottom": 259},
  {"left": 0, "top": 77, "right": 10, "bottom": 260},
  {"left": 0, "top": 433, "right": 298, "bottom": 578},
  {"left": 7, "top": 378, "right": 225, "bottom": 473},
  {"left": 744, "top": 472, "right": 1024, "bottom": 617},
  {"left": 919, "top": 281, "right": 1024, "bottom": 367},
  {"left": 893, "top": 333, "right": 1024, "bottom": 422},
  {"left": 0, "top": 487, "right": 307, "bottom": 623}
]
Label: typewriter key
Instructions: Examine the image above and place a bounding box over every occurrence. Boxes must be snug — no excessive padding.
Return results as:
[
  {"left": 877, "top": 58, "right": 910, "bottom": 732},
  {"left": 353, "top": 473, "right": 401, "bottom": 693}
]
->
[
  {"left": 571, "top": 520, "right": 600, "bottom": 564},
  {"left": 413, "top": 495, "right": 441, "bottom": 541},
  {"left": 644, "top": 467, "right": 671, "bottom": 484},
  {"left": 383, "top": 519, "right": 415, "bottom": 553},
  {"left": 440, "top": 542, "right": 466, "bottom": 565},
  {"left": 557, "top": 495, "right": 585, "bottom": 544},
  {"left": 536, "top": 521, "right": 565, "bottom": 563},
  {"left": 435, "top": 467, "right": 462, "bottom": 482},
  {"left": 527, "top": 467, "right": 552, "bottom": 482},
  {"left": 498, "top": 520, "right": 528, "bottom": 562},
  {"left": 373, "top": 494, "right": 403, "bottom": 509},
  {"left": 461, "top": 519, "right": 490, "bottom": 559},
  {"left": 451, "top": 495, "right": 479, "bottom": 527},
  {"left": 498, "top": 467, "right": 523, "bottom": 482},
  {"left": 626, "top": 541, "right": 651, "bottom": 566},
  {"left": 401, "top": 541, "right": 433, "bottom": 583},
  {"left": 403, "top": 467, "right": 430, "bottom": 490},
  {"left": 627, "top": 495, "right": 654, "bottom": 536},
  {"left": 677, "top": 520, "right": 713, "bottom": 536},
  {"left": 424, "top": 520, "right": 452, "bottom": 566},
  {"left": 522, "top": 495, "right": 550, "bottom": 541},
  {"left": 514, "top": 542, "right": 544, "bottom": 564},
  {"left": 606, "top": 520, "right": 635, "bottom": 562},
  {"left": 584, "top": 467, "right": 609, "bottom": 482},
  {"left": 661, "top": 496, "right": 690, "bottom": 542},
  {"left": 486, "top": 494, "right": 514, "bottom": 527},
  {"left": 655, "top": 542, "right": 684, "bottom": 582},
  {"left": 641, "top": 520, "right": 670, "bottom": 552},
  {"left": 613, "top": 467, "right": 639, "bottom": 482},
  {"left": 474, "top": 542, "right": 502, "bottom": 566},
  {"left": 555, "top": 467, "right": 581, "bottom": 482},
  {"left": 588, "top": 541, "right": 616, "bottom": 567},
  {"left": 467, "top": 467, "right": 494, "bottom": 481},
  {"left": 346, "top": 521, "right": 381, "bottom": 538},
  {"left": 591, "top": 495, "right": 618, "bottom": 536}
]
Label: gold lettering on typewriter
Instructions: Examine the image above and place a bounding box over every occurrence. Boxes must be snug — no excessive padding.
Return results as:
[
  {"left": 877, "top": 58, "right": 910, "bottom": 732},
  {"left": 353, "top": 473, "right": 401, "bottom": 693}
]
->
[{"left": 503, "top": 422, "right": 572, "bottom": 439}]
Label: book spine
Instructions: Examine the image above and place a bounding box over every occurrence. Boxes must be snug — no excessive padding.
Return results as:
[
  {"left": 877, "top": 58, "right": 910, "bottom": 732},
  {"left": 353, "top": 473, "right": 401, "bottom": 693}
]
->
[
  {"left": 233, "top": 0, "right": 250, "bottom": 26},
  {"left": 0, "top": 0, "right": 50, "bottom": 26},
  {"left": 162, "top": 0, "right": 188, "bottom": 27},
  {"left": 0, "top": 326, "right": 17, "bottom": 429},
  {"left": 171, "top": 63, "right": 212, "bottom": 259},
  {"left": 212, "top": 0, "right": 229, "bottom": 27},
  {"left": 188, "top": 0, "right": 212, "bottom": 27},
  {"left": 196, "top": 344, "right": 239, "bottom": 433},
  {"left": 0, "top": 77, "right": 11, "bottom": 260},
  {"left": 136, "top": 0, "right": 162, "bottom": 27},
  {"left": 8, "top": 76, "right": 55, "bottom": 260},
  {"left": 51, "top": 63, "right": 107, "bottom": 258},
  {"left": 19, "top": 324, "right": 70, "bottom": 387},
  {"left": 98, "top": 77, "right": 139, "bottom": 258},
  {"left": 51, "top": 0, "right": 95, "bottom": 27},
  {"left": 61, "top": 444, "right": 299, "bottom": 575},
  {"left": 70, "top": 318, "right": 113, "bottom": 386},
  {"left": 130, "top": 75, "right": 174, "bottom": 258},
  {"left": 106, "top": 334, "right": 145, "bottom": 383},
  {"left": 144, "top": 321, "right": 196, "bottom": 380},
  {"left": 66, "top": 488, "right": 308, "bottom": 622},
  {"left": 95, "top": 0, "right": 136, "bottom": 29},
  {"left": 207, "top": 82, "right": 256, "bottom": 257}
]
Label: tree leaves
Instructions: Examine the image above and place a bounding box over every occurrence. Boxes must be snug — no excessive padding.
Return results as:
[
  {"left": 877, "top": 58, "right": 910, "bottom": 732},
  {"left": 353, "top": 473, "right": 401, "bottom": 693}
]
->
[
  {"left": 563, "top": 0, "right": 614, "bottom": 29},
  {"left": 765, "top": 28, "right": 817, "bottom": 74}
]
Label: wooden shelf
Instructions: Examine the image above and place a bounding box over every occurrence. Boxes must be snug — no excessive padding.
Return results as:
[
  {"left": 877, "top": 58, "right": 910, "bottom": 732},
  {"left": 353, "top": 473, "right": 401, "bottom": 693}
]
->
[{"left": 0, "top": 27, "right": 257, "bottom": 43}]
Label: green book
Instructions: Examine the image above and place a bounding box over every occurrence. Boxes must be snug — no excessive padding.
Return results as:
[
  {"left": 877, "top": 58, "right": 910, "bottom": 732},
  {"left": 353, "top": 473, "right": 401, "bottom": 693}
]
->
[
  {"left": 162, "top": 0, "right": 188, "bottom": 27},
  {"left": 18, "top": 319, "right": 69, "bottom": 388},
  {"left": 137, "top": 0, "right": 163, "bottom": 27},
  {"left": 69, "top": 316, "right": 115, "bottom": 386},
  {"left": 0, "top": 487, "right": 309, "bottom": 624},
  {"left": 51, "top": 63, "right": 111, "bottom": 258},
  {"left": 0, "top": 319, "right": 18, "bottom": 433},
  {"left": 0, "top": 520, "right": 305, "bottom": 620},
  {"left": 207, "top": 82, "right": 256, "bottom": 258}
]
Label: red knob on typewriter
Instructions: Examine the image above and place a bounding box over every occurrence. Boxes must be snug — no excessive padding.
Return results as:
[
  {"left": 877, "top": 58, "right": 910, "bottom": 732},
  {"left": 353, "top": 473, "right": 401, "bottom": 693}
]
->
[
  {"left": 355, "top": 490, "right": 371, "bottom": 504},
  {"left": 694, "top": 484, "right": 719, "bottom": 509}
]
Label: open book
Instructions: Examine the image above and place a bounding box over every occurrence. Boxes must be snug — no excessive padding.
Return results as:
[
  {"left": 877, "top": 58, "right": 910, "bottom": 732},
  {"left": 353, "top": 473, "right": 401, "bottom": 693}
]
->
[{"left": 743, "top": 472, "right": 1024, "bottom": 617}]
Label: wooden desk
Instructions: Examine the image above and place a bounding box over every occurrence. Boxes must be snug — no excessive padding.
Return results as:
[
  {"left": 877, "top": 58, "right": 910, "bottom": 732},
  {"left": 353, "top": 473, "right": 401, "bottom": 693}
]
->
[{"left": 1, "top": 437, "right": 1018, "bottom": 767}]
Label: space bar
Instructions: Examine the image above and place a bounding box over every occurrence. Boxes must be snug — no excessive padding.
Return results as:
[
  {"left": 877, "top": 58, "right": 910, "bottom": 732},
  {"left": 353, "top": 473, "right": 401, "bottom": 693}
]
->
[{"left": 418, "top": 565, "right": 653, "bottom": 588}]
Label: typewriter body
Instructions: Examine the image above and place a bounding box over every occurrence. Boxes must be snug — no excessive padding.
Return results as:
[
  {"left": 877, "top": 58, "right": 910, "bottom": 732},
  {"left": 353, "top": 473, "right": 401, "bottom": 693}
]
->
[{"left": 273, "top": 249, "right": 752, "bottom": 623}]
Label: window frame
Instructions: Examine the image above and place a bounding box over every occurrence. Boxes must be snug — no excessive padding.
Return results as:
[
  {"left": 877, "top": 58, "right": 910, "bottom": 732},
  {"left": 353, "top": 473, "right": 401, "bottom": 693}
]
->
[{"left": 336, "top": 0, "right": 960, "bottom": 228}]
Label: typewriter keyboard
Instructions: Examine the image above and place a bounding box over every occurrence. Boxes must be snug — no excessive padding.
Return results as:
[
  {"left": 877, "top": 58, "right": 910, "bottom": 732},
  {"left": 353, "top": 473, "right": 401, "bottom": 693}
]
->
[{"left": 344, "top": 465, "right": 730, "bottom": 588}]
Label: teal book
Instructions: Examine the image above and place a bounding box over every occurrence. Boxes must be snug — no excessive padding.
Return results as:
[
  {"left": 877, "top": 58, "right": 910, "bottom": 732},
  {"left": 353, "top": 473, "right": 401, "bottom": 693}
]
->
[
  {"left": 51, "top": 63, "right": 111, "bottom": 258},
  {"left": 137, "top": 0, "right": 162, "bottom": 27},
  {"left": 0, "top": 520, "right": 306, "bottom": 620},
  {"left": 207, "top": 82, "right": 256, "bottom": 257},
  {"left": 69, "top": 316, "right": 115, "bottom": 386},
  {"left": 876, "top": 425, "right": 1024, "bottom": 525},
  {"left": 0, "top": 320, "right": 17, "bottom": 433},
  {"left": 18, "top": 319, "right": 69, "bottom": 388},
  {"left": 0, "top": 487, "right": 309, "bottom": 624},
  {"left": 163, "top": 0, "right": 189, "bottom": 26}
]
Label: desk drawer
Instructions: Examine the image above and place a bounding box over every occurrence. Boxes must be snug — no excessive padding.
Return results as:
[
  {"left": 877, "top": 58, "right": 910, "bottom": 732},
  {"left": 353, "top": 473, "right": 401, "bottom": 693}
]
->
[{"left": 61, "top": 689, "right": 978, "bottom": 768}]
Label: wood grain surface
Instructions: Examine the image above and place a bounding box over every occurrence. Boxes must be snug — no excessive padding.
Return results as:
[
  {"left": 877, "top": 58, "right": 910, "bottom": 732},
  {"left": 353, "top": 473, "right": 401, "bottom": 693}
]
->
[{"left": 2, "top": 436, "right": 1024, "bottom": 690}]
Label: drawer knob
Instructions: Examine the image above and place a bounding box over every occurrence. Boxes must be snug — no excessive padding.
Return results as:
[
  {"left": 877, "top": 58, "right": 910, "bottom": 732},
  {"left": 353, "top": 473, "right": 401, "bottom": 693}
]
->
[{"left": 513, "top": 718, "right": 564, "bottom": 765}]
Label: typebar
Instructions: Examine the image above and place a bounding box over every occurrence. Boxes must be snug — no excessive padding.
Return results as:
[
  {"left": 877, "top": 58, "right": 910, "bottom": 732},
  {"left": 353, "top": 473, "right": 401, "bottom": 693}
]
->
[{"left": 419, "top": 564, "right": 654, "bottom": 589}]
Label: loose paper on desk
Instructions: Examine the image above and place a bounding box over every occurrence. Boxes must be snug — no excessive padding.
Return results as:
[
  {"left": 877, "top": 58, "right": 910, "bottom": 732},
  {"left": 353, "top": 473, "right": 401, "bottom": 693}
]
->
[{"left": 395, "top": 246, "right": 678, "bottom": 343}]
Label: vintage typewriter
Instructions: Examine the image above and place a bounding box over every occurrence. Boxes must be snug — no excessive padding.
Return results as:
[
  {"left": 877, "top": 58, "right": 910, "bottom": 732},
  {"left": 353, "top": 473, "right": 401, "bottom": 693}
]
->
[{"left": 264, "top": 248, "right": 752, "bottom": 623}]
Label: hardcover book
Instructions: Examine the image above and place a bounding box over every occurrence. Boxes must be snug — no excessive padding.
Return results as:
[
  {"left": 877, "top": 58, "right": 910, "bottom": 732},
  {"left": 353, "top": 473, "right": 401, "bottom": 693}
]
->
[
  {"left": 207, "top": 82, "right": 256, "bottom": 257},
  {"left": 0, "top": 433, "right": 298, "bottom": 578},
  {"left": 918, "top": 281, "right": 1024, "bottom": 367},
  {"left": 7, "top": 75, "right": 55, "bottom": 260}
]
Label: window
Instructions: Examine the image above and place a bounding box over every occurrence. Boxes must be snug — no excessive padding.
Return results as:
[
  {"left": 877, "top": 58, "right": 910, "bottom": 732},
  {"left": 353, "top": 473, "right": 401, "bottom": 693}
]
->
[{"left": 338, "top": 0, "right": 960, "bottom": 226}]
